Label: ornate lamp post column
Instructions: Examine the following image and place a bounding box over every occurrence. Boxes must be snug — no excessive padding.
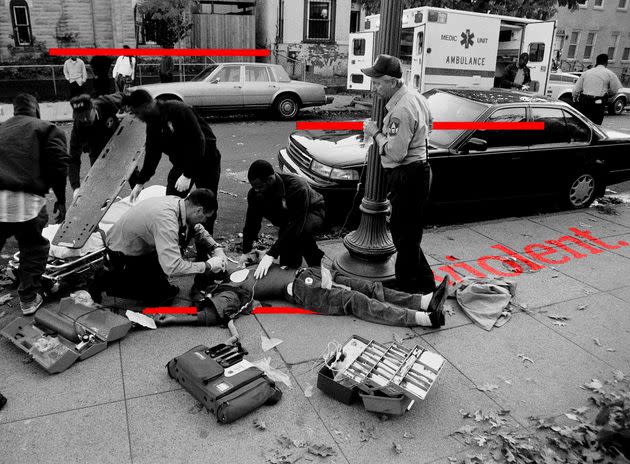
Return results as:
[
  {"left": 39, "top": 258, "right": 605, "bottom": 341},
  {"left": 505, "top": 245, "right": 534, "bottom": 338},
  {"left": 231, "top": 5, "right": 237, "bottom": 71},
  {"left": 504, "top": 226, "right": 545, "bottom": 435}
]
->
[{"left": 333, "top": 0, "right": 402, "bottom": 280}]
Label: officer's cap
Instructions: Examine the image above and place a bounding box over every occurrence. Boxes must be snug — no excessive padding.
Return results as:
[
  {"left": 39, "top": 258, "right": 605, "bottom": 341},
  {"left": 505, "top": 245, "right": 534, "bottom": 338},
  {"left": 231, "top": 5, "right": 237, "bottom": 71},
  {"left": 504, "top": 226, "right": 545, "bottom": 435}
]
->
[
  {"left": 70, "top": 94, "right": 93, "bottom": 117},
  {"left": 361, "top": 54, "right": 402, "bottom": 79}
]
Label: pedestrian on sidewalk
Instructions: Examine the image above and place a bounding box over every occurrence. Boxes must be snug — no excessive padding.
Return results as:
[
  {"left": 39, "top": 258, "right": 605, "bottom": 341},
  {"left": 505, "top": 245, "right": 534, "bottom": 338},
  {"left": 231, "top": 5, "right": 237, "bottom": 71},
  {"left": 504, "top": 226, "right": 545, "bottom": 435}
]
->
[
  {"left": 362, "top": 54, "right": 435, "bottom": 295},
  {"left": 240, "top": 160, "right": 326, "bottom": 279},
  {"left": 112, "top": 45, "right": 136, "bottom": 92},
  {"left": 90, "top": 55, "right": 113, "bottom": 96},
  {"left": 122, "top": 89, "right": 222, "bottom": 235},
  {"left": 573, "top": 53, "right": 623, "bottom": 125},
  {"left": 68, "top": 93, "right": 123, "bottom": 196},
  {"left": 0, "top": 94, "right": 69, "bottom": 315},
  {"left": 63, "top": 56, "right": 88, "bottom": 99}
]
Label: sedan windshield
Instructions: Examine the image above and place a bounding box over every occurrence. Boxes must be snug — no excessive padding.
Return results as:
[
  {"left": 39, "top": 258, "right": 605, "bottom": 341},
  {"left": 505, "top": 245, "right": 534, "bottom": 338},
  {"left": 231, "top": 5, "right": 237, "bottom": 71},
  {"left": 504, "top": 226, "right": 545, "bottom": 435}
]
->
[
  {"left": 191, "top": 65, "right": 219, "bottom": 82},
  {"left": 425, "top": 90, "right": 487, "bottom": 147}
]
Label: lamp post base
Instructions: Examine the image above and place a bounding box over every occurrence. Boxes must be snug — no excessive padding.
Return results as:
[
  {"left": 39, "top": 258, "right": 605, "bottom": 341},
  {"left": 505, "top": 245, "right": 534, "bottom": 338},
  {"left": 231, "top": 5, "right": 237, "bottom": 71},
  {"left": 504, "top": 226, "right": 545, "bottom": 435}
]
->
[{"left": 333, "top": 250, "right": 396, "bottom": 282}]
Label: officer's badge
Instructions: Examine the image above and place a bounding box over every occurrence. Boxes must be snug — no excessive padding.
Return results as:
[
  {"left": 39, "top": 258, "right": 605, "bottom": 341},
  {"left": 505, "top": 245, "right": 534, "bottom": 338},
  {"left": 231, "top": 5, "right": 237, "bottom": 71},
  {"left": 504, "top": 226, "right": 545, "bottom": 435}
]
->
[
  {"left": 389, "top": 118, "right": 400, "bottom": 135},
  {"left": 167, "top": 121, "right": 174, "bottom": 133},
  {"left": 105, "top": 117, "right": 115, "bottom": 129}
]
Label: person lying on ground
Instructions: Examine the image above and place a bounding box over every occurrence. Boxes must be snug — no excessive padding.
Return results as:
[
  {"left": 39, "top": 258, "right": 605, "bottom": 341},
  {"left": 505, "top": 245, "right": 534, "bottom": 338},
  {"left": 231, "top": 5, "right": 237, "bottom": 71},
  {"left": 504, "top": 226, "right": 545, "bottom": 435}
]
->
[{"left": 150, "top": 254, "right": 450, "bottom": 329}]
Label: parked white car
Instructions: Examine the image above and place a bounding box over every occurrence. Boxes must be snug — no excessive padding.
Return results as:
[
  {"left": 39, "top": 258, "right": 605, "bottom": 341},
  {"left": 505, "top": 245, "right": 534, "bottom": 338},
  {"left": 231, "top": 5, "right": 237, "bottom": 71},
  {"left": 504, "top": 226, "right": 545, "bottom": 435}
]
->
[{"left": 546, "top": 71, "right": 629, "bottom": 115}]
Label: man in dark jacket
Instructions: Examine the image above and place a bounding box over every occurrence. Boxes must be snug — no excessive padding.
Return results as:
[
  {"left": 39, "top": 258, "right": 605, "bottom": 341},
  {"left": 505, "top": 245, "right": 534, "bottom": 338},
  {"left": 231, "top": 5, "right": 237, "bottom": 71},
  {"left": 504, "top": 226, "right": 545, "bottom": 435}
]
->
[
  {"left": 0, "top": 93, "right": 69, "bottom": 315},
  {"left": 90, "top": 55, "right": 113, "bottom": 96},
  {"left": 501, "top": 53, "right": 531, "bottom": 90},
  {"left": 68, "top": 93, "right": 122, "bottom": 194},
  {"left": 240, "top": 160, "right": 326, "bottom": 279},
  {"left": 123, "top": 89, "right": 221, "bottom": 234}
]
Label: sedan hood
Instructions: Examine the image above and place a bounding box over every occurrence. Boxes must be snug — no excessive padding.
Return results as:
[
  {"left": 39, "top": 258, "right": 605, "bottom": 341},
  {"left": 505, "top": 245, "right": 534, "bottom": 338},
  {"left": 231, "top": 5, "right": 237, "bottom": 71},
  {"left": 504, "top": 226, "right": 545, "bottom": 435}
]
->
[{"left": 291, "top": 131, "right": 368, "bottom": 167}]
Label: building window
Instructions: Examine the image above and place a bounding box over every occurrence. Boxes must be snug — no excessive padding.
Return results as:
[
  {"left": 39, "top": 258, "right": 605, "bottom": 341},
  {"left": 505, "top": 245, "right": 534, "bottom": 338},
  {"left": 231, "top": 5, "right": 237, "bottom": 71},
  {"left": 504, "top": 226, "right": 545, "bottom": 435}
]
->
[
  {"left": 583, "top": 32, "right": 596, "bottom": 60},
  {"left": 10, "top": 0, "right": 33, "bottom": 46},
  {"left": 593, "top": 0, "right": 604, "bottom": 7},
  {"left": 304, "top": 0, "right": 336, "bottom": 41},
  {"left": 567, "top": 31, "right": 580, "bottom": 59},
  {"left": 619, "top": 0, "right": 628, "bottom": 9},
  {"left": 608, "top": 33, "right": 619, "bottom": 61},
  {"left": 577, "top": 0, "right": 587, "bottom": 7},
  {"left": 622, "top": 46, "right": 630, "bottom": 61}
]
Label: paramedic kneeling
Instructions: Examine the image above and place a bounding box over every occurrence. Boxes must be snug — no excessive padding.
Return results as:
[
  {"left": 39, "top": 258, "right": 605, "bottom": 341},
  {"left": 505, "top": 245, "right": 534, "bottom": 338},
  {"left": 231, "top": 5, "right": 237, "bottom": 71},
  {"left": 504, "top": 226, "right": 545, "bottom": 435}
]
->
[
  {"left": 362, "top": 54, "right": 435, "bottom": 295},
  {"left": 93, "top": 189, "right": 226, "bottom": 305}
]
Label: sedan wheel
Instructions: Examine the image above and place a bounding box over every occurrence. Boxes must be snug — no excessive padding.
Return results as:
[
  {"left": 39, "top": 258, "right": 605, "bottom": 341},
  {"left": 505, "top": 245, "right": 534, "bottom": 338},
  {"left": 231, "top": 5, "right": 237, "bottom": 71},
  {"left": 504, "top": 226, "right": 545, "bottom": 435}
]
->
[
  {"left": 566, "top": 173, "right": 597, "bottom": 209},
  {"left": 275, "top": 95, "right": 299, "bottom": 120},
  {"left": 610, "top": 97, "right": 626, "bottom": 115}
]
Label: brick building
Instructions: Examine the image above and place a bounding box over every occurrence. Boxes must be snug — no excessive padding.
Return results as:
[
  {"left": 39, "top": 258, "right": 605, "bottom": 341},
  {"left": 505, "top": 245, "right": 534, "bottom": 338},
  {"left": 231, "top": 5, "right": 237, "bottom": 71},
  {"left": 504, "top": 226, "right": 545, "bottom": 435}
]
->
[
  {"left": 0, "top": 0, "right": 135, "bottom": 62},
  {"left": 553, "top": 0, "right": 630, "bottom": 79}
]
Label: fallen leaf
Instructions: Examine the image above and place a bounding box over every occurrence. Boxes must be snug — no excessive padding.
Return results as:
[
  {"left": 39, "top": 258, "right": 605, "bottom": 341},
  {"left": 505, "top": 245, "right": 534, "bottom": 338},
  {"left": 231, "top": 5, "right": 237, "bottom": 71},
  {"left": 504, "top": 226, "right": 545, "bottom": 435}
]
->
[
  {"left": 0, "top": 293, "right": 12, "bottom": 305},
  {"left": 402, "top": 431, "right": 414, "bottom": 439},
  {"left": 518, "top": 354, "right": 535, "bottom": 364},
  {"left": 455, "top": 425, "right": 477, "bottom": 435},
  {"left": 551, "top": 274, "right": 559, "bottom": 278},
  {"left": 473, "top": 435, "right": 487, "bottom": 446},
  {"left": 552, "top": 321, "right": 567, "bottom": 327},
  {"left": 303, "top": 383, "right": 314, "bottom": 398},
  {"left": 254, "top": 419, "right": 267, "bottom": 430},
  {"left": 277, "top": 435, "right": 297, "bottom": 449},
  {"left": 460, "top": 409, "right": 473, "bottom": 418},
  {"left": 613, "top": 370, "right": 625, "bottom": 381},
  {"left": 572, "top": 407, "right": 588, "bottom": 415},
  {"left": 498, "top": 409, "right": 511, "bottom": 416},
  {"left": 392, "top": 441, "right": 403, "bottom": 454},
  {"left": 392, "top": 333, "right": 404, "bottom": 345},
  {"left": 577, "top": 304, "right": 588, "bottom": 311},
  {"left": 476, "top": 383, "right": 499, "bottom": 392},
  {"left": 448, "top": 458, "right": 458, "bottom": 463},
  {"left": 607, "top": 348, "right": 617, "bottom": 353},
  {"left": 593, "top": 338, "right": 603, "bottom": 347},
  {"left": 564, "top": 413, "right": 580, "bottom": 421},
  {"left": 359, "top": 422, "right": 376, "bottom": 442},
  {"left": 307, "top": 444, "right": 336, "bottom": 457},
  {"left": 583, "top": 379, "right": 603, "bottom": 392},
  {"left": 547, "top": 314, "right": 570, "bottom": 321}
]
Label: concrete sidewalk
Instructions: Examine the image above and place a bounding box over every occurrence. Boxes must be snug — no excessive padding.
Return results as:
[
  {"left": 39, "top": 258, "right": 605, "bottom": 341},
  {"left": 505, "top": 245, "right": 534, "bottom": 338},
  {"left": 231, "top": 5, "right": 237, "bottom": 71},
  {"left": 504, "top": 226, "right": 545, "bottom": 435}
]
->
[
  {"left": 1, "top": 204, "right": 630, "bottom": 463},
  {"left": 0, "top": 95, "right": 360, "bottom": 124}
]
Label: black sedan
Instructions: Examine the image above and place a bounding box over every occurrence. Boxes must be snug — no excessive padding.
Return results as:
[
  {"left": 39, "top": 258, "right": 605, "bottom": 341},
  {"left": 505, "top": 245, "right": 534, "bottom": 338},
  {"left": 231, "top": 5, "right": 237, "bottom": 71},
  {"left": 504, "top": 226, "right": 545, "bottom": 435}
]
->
[{"left": 278, "top": 88, "right": 630, "bottom": 209}]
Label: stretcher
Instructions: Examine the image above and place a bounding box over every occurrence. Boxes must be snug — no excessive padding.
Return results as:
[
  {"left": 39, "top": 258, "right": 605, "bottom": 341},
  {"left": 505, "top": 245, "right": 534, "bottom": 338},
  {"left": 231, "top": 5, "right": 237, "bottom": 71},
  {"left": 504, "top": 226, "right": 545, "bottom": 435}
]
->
[{"left": 6, "top": 186, "right": 167, "bottom": 296}]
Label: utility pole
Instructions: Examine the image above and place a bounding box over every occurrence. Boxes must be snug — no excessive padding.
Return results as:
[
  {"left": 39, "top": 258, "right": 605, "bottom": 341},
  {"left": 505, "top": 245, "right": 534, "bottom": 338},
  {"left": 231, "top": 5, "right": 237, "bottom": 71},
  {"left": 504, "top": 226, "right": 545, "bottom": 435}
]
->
[{"left": 333, "top": 0, "right": 402, "bottom": 280}]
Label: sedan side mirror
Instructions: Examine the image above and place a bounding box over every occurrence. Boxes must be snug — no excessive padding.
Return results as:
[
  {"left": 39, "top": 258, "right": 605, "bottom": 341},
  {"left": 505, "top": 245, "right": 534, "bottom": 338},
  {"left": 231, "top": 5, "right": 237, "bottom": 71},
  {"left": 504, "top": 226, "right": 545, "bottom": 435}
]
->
[{"left": 464, "top": 137, "right": 488, "bottom": 152}]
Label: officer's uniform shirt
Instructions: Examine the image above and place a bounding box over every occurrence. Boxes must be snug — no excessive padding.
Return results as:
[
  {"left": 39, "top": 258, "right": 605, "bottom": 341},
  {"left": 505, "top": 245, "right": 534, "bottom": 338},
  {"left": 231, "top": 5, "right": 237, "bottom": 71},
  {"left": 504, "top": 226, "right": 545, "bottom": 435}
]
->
[
  {"left": 380, "top": 84, "right": 433, "bottom": 169},
  {"left": 573, "top": 65, "right": 622, "bottom": 99}
]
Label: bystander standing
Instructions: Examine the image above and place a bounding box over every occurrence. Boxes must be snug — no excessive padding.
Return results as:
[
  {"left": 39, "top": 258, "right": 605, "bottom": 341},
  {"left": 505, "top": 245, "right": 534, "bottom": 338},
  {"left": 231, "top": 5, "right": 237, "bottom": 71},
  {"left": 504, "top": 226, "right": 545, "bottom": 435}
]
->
[{"left": 63, "top": 56, "right": 88, "bottom": 98}]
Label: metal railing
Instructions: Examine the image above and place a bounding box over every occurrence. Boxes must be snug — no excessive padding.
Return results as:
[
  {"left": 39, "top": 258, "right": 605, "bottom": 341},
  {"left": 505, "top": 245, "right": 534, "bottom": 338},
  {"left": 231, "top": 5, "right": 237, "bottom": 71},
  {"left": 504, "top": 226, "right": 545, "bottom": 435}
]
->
[{"left": 270, "top": 50, "right": 307, "bottom": 82}]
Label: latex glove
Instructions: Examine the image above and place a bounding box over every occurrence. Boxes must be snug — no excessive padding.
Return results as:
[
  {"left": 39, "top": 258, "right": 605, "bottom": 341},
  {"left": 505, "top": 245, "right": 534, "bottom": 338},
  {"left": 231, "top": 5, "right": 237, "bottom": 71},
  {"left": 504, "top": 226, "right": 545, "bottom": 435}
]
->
[
  {"left": 175, "top": 174, "right": 191, "bottom": 193},
  {"left": 206, "top": 256, "right": 227, "bottom": 273},
  {"left": 53, "top": 201, "right": 66, "bottom": 224},
  {"left": 130, "top": 183, "right": 144, "bottom": 203},
  {"left": 320, "top": 266, "right": 333, "bottom": 290},
  {"left": 253, "top": 254, "right": 274, "bottom": 279},
  {"left": 363, "top": 119, "right": 379, "bottom": 139},
  {"left": 521, "top": 84, "right": 530, "bottom": 91}
]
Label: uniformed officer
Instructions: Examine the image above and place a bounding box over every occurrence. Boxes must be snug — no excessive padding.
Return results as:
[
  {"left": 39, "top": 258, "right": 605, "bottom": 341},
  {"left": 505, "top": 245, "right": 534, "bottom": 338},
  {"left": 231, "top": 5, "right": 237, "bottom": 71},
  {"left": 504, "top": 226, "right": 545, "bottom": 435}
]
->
[
  {"left": 362, "top": 54, "right": 435, "bottom": 295},
  {"left": 68, "top": 93, "right": 122, "bottom": 195},
  {"left": 123, "top": 89, "right": 222, "bottom": 234},
  {"left": 572, "top": 53, "right": 622, "bottom": 125}
]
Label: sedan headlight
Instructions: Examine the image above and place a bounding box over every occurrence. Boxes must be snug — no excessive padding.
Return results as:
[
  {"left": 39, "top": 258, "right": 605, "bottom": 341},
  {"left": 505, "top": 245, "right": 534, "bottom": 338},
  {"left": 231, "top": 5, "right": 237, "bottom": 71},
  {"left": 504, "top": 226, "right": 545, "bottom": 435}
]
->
[
  {"left": 330, "top": 167, "right": 360, "bottom": 181},
  {"left": 311, "top": 160, "right": 333, "bottom": 177}
]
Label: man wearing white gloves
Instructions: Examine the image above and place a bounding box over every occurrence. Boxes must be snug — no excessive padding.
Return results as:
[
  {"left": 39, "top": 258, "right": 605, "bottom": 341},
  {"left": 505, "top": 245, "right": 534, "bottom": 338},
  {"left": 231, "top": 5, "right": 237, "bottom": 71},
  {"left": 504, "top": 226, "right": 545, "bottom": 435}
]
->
[
  {"left": 89, "top": 189, "right": 225, "bottom": 305},
  {"left": 123, "top": 90, "right": 221, "bottom": 234}
]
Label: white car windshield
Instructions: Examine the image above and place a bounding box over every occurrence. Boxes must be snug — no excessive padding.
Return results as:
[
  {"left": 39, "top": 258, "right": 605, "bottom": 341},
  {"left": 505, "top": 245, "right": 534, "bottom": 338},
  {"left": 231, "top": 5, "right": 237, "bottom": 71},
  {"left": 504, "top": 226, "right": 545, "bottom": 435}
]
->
[{"left": 425, "top": 90, "right": 487, "bottom": 147}]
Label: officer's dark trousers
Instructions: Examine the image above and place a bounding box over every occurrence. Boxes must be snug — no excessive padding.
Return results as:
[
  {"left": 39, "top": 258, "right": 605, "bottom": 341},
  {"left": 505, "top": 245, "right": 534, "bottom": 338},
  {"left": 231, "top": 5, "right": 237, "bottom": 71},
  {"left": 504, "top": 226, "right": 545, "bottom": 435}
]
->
[
  {"left": 68, "top": 82, "right": 83, "bottom": 99},
  {"left": 277, "top": 208, "right": 326, "bottom": 268},
  {"left": 103, "top": 251, "right": 174, "bottom": 305},
  {"left": 92, "top": 77, "right": 111, "bottom": 97},
  {"left": 0, "top": 207, "right": 49, "bottom": 303},
  {"left": 386, "top": 161, "right": 435, "bottom": 294},
  {"left": 69, "top": 150, "right": 99, "bottom": 190},
  {"left": 166, "top": 148, "right": 222, "bottom": 235},
  {"left": 579, "top": 95, "right": 607, "bottom": 125},
  {"left": 288, "top": 268, "right": 418, "bottom": 326}
]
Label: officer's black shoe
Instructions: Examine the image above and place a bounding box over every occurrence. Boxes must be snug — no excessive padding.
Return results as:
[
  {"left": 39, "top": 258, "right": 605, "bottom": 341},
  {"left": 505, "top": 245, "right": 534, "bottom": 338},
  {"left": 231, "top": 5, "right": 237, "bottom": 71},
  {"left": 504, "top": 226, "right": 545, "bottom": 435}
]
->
[
  {"left": 428, "top": 276, "right": 450, "bottom": 314},
  {"left": 429, "top": 306, "right": 445, "bottom": 328},
  {"left": 0, "top": 392, "right": 7, "bottom": 411}
]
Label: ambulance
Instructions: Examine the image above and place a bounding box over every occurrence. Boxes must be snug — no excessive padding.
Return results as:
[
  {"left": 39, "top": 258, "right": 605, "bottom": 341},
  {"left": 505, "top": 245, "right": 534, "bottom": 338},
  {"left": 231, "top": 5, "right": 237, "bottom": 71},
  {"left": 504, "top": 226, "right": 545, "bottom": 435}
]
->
[{"left": 347, "top": 6, "right": 556, "bottom": 96}]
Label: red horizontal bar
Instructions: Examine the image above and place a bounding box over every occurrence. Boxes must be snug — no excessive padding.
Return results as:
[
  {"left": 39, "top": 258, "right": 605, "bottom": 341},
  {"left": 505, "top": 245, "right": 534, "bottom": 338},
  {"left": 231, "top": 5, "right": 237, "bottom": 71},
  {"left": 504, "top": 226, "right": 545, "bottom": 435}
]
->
[
  {"left": 142, "top": 307, "right": 197, "bottom": 315},
  {"left": 49, "top": 48, "right": 270, "bottom": 57},
  {"left": 433, "top": 122, "right": 545, "bottom": 130},
  {"left": 296, "top": 121, "right": 364, "bottom": 131},
  {"left": 295, "top": 121, "right": 545, "bottom": 131},
  {"left": 252, "top": 306, "right": 318, "bottom": 315}
]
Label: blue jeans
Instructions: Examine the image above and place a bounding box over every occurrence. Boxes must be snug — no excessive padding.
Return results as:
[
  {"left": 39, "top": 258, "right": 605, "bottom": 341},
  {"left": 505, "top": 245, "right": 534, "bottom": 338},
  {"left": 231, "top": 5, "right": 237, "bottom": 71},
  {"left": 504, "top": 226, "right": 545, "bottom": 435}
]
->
[{"left": 289, "top": 268, "right": 419, "bottom": 327}]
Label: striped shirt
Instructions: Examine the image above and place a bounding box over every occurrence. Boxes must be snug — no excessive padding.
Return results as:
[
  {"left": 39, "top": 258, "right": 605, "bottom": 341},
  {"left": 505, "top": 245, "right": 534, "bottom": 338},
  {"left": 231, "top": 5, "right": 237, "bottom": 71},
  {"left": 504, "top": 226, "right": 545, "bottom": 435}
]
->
[{"left": 0, "top": 190, "right": 46, "bottom": 223}]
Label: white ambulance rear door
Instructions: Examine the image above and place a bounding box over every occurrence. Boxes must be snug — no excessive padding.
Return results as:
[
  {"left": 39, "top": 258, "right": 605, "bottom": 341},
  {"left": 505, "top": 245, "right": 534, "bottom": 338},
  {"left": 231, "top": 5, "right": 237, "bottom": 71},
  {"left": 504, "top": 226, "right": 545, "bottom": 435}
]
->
[
  {"left": 410, "top": 25, "right": 426, "bottom": 92},
  {"left": 347, "top": 32, "right": 375, "bottom": 91},
  {"left": 520, "top": 20, "right": 556, "bottom": 95}
]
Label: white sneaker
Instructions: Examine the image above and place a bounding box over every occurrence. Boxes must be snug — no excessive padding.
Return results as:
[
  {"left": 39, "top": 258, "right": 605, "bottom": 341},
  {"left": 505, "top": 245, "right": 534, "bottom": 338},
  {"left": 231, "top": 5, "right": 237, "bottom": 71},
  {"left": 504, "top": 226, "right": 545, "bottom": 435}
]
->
[{"left": 20, "top": 293, "right": 43, "bottom": 316}]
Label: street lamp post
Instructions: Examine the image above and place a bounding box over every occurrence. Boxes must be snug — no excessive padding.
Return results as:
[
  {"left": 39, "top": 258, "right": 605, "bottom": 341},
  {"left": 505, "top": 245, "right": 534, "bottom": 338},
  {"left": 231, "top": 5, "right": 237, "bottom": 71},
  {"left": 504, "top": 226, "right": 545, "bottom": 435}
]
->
[{"left": 333, "top": 0, "right": 403, "bottom": 280}]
